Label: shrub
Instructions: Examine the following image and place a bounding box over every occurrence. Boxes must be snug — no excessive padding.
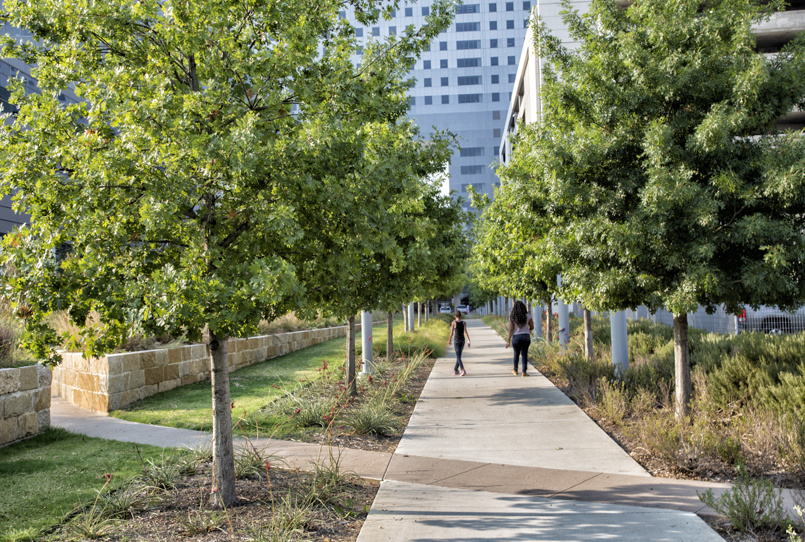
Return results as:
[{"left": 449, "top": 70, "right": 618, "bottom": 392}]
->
[
  {"left": 699, "top": 464, "right": 786, "bottom": 534},
  {"left": 344, "top": 400, "right": 397, "bottom": 436}
]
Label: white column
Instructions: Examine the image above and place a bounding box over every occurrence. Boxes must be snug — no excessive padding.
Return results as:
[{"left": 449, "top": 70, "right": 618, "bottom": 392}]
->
[
  {"left": 408, "top": 302, "right": 415, "bottom": 330},
  {"left": 361, "top": 310, "right": 375, "bottom": 375},
  {"left": 610, "top": 310, "right": 629, "bottom": 374},
  {"left": 557, "top": 275, "right": 570, "bottom": 349},
  {"left": 531, "top": 301, "right": 542, "bottom": 340}
]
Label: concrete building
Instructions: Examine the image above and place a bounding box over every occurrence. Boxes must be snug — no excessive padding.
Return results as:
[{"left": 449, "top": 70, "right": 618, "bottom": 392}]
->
[
  {"left": 345, "top": 1, "right": 534, "bottom": 211},
  {"left": 500, "top": 1, "right": 805, "bottom": 164}
]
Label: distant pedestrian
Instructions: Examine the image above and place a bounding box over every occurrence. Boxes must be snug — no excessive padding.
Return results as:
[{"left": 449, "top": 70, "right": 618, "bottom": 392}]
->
[
  {"left": 447, "top": 310, "right": 471, "bottom": 376},
  {"left": 506, "top": 300, "right": 534, "bottom": 376}
]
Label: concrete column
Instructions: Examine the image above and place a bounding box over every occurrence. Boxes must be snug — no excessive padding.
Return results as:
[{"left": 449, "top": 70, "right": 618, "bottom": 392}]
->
[
  {"left": 557, "top": 275, "right": 570, "bottom": 349},
  {"left": 408, "top": 302, "right": 415, "bottom": 330},
  {"left": 610, "top": 310, "right": 629, "bottom": 374},
  {"left": 360, "top": 310, "right": 375, "bottom": 375},
  {"left": 531, "top": 301, "right": 542, "bottom": 340}
]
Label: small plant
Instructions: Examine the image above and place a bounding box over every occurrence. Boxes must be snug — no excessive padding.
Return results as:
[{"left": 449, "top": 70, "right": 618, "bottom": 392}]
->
[
  {"left": 291, "top": 397, "right": 338, "bottom": 428},
  {"left": 787, "top": 505, "right": 804, "bottom": 541},
  {"left": 344, "top": 399, "right": 397, "bottom": 436},
  {"left": 305, "top": 450, "right": 358, "bottom": 507},
  {"left": 699, "top": 463, "right": 786, "bottom": 534},
  {"left": 247, "top": 494, "right": 310, "bottom": 541},
  {"left": 64, "top": 473, "right": 122, "bottom": 540},
  {"left": 2, "top": 527, "right": 42, "bottom": 542},
  {"left": 95, "top": 483, "right": 153, "bottom": 519},
  {"left": 134, "top": 448, "right": 186, "bottom": 491},
  {"left": 178, "top": 509, "right": 227, "bottom": 536}
]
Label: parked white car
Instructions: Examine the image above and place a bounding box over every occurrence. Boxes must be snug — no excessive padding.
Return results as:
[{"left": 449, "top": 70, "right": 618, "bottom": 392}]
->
[
  {"left": 439, "top": 306, "right": 452, "bottom": 314},
  {"left": 738, "top": 305, "right": 805, "bottom": 334}
]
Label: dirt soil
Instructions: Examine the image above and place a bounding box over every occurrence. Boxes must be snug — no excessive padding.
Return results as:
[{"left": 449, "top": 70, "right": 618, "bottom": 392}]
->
[{"left": 61, "top": 358, "right": 436, "bottom": 542}]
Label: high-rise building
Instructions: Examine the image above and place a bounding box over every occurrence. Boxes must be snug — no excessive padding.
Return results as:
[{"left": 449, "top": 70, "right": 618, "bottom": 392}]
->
[{"left": 345, "top": 1, "right": 533, "bottom": 211}]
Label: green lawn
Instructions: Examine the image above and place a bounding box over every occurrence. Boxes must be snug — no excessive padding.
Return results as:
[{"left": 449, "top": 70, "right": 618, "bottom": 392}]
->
[
  {"left": 110, "top": 322, "right": 405, "bottom": 435},
  {"left": 0, "top": 428, "right": 171, "bottom": 539}
]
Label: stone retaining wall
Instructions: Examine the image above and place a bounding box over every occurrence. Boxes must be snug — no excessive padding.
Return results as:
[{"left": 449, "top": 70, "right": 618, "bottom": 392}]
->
[
  {"left": 0, "top": 365, "right": 51, "bottom": 447},
  {"left": 53, "top": 325, "right": 360, "bottom": 414}
]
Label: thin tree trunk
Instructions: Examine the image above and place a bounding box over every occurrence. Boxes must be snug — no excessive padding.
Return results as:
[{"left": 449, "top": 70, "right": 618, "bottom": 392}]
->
[
  {"left": 673, "top": 314, "right": 691, "bottom": 421},
  {"left": 402, "top": 303, "right": 409, "bottom": 332},
  {"left": 583, "top": 308, "right": 593, "bottom": 359},
  {"left": 546, "top": 297, "right": 553, "bottom": 343},
  {"left": 386, "top": 311, "right": 394, "bottom": 360},
  {"left": 346, "top": 315, "right": 357, "bottom": 397},
  {"left": 417, "top": 301, "right": 422, "bottom": 328},
  {"left": 209, "top": 331, "right": 236, "bottom": 506}
]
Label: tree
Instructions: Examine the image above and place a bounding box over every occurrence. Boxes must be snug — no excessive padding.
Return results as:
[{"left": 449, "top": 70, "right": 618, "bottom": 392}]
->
[
  {"left": 502, "top": 0, "right": 805, "bottom": 419},
  {"left": 0, "top": 0, "right": 455, "bottom": 505}
]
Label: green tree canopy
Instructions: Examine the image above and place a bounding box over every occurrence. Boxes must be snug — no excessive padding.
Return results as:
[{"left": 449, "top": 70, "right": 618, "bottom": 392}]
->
[
  {"left": 0, "top": 0, "right": 456, "bottom": 504},
  {"left": 497, "top": 0, "right": 805, "bottom": 417}
]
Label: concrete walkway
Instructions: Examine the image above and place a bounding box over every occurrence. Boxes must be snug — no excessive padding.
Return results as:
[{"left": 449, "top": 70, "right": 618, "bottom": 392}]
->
[{"left": 48, "top": 319, "right": 797, "bottom": 540}]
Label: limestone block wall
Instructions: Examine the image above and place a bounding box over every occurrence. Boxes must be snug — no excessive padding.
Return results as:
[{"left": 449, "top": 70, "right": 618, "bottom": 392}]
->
[
  {"left": 52, "top": 324, "right": 357, "bottom": 414},
  {"left": 0, "top": 365, "right": 51, "bottom": 447}
]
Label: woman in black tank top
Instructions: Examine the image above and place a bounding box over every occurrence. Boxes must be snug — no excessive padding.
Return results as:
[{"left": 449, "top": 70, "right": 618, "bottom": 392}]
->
[{"left": 448, "top": 310, "right": 471, "bottom": 376}]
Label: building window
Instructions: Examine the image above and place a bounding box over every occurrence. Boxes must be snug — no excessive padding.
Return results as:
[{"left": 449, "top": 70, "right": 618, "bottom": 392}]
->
[
  {"left": 441, "top": 77, "right": 449, "bottom": 86},
  {"left": 409, "top": 96, "right": 416, "bottom": 106},
  {"left": 494, "top": 128, "right": 502, "bottom": 137},
  {"left": 492, "top": 147, "right": 499, "bottom": 156},
  {"left": 458, "top": 75, "right": 482, "bottom": 85},
  {"left": 456, "top": 22, "right": 481, "bottom": 31},
  {"left": 492, "top": 110, "right": 501, "bottom": 120},
  {"left": 491, "top": 56, "right": 499, "bottom": 66},
  {"left": 524, "top": 19, "right": 529, "bottom": 28},
  {"left": 372, "top": 27, "right": 380, "bottom": 36},
  {"left": 338, "top": 10, "right": 346, "bottom": 19},
  {"left": 457, "top": 4, "right": 481, "bottom": 13},
  {"left": 508, "top": 37, "right": 515, "bottom": 47},
  {"left": 461, "top": 165, "right": 486, "bottom": 174},
  {"left": 424, "top": 78, "right": 432, "bottom": 87},
  {"left": 405, "top": 7, "right": 413, "bottom": 16},
  {"left": 460, "top": 147, "right": 484, "bottom": 157},
  {"left": 440, "top": 41, "right": 448, "bottom": 50},
  {"left": 390, "top": 10, "right": 396, "bottom": 17},
  {"left": 425, "top": 96, "right": 433, "bottom": 105},
  {"left": 462, "top": 183, "right": 485, "bottom": 192},
  {"left": 424, "top": 60, "right": 431, "bottom": 69},
  {"left": 440, "top": 59, "right": 448, "bottom": 69},
  {"left": 508, "top": 73, "right": 516, "bottom": 82},
  {"left": 491, "top": 74, "right": 499, "bottom": 84},
  {"left": 492, "top": 92, "right": 500, "bottom": 102},
  {"left": 356, "top": 46, "right": 364, "bottom": 55},
  {"left": 489, "top": 21, "right": 497, "bottom": 30},
  {"left": 457, "top": 40, "right": 481, "bottom": 50},
  {"left": 506, "top": 2, "right": 514, "bottom": 11},
  {"left": 457, "top": 57, "right": 482, "bottom": 67},
  {"left": 389, "top": 26, "right": 396, "bottom": 35},
  {"left": 489, "top": 3, "right": 497, "bottom": 12},
  {"left": 490, "top": 39, "right": 498, "bottom": 48},
  {"left": 523, "top": 1, "right": 531, "bottom": 8},
  {"left": 508, "top": 56, "right": 516, "bottom": 65},
  {"left": 458, "top": 93, "right": 482, "bottom": 103},
  {"left": 506, "top": 19, "right": 514, "bottom": 29},
  {"left": 442, "top": 95, "right": 450, "bottom": 104},
  {"left": 422, "top": 6, "right": 430, "bottom": 15},
  {"left": 355, "top": 28, "right": 363, "bottom": 37}
]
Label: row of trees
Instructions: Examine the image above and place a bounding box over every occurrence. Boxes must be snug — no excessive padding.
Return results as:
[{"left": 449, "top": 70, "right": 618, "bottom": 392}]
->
[
  {"left": 0, "top": 0, "right": 469, "bottom": 505},
  {"left": 472, "top": 0, "right": 805, "bottom": 419}
]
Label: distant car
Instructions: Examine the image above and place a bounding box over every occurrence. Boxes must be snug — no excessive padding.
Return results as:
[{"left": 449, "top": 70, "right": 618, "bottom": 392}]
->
[
  {"left": 738, "top": 305, "right": 805, "bottom": 335},
  {"left": 458, "top": 305, "right": 470, "bottom": 314},
  {"left": 439, "top": 306, "right": 452, "bottom": 314}
]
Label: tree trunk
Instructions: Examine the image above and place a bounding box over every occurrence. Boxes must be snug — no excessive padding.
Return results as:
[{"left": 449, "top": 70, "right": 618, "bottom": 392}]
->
[
  {"left": 386, "top": 311, "right": 394, "bottom": 360},
  {"left": 346, "top": 315, "right": 357, "bottom": 397},
  {"left": 402, "top": 303, "right": 409, "bottom": 332},
  {"left": 417, "top": 301, "right": 422, "bottom": 328},
  {"left": 583, "top": 308, "right": 593, "bottom": 359},
  {"left": 673, "top": 313, "right": 691, "bottom": 421},
  {"left": 545, "top": 298, "right": 553, "bottom": 343},
  {"left": 208, "top": 331, "right": 236, "bottom": 506}
]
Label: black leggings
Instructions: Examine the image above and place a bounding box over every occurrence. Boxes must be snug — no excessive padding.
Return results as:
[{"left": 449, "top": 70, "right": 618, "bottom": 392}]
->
[
  {"left": 454, "top": 340, "right": 465, "bottom": 372},
  {"left": 512, "top": 333, "right": 530, "bottom": 373}
]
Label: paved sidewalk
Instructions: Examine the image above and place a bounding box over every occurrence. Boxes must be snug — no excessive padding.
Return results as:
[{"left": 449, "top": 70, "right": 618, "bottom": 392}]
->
[{"left": 48, "top": 319, "right": 799, "bottom": 540}]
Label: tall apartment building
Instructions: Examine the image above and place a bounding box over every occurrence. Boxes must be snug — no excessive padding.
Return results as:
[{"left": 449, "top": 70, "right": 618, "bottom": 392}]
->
[{"left": 345, "top": 1, "right": 534, "bottom": 210}]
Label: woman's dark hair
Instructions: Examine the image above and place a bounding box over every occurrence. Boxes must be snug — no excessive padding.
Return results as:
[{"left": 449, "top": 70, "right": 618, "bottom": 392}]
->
[
  {"left": 510, "top": 300, "right": 528, "bottom": 327},
  {"left": 454, "top": 310, "right": 462, "bottom": 319}
]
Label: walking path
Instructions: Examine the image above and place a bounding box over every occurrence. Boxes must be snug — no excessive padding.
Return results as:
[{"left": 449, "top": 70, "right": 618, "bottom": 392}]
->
[{"left": 49, "top": 319, "right": 798, "bottom": 541}]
